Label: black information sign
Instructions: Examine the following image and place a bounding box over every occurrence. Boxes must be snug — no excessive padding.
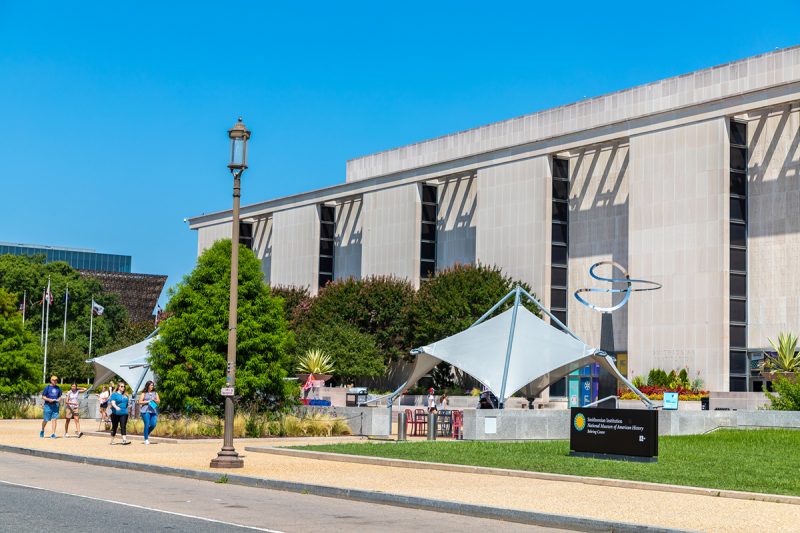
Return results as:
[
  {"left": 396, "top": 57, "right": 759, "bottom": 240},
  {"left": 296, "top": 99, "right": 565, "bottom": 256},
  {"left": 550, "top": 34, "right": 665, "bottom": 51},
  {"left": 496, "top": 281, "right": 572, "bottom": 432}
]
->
[{"left": 569, "top": 407, "right": 658, "bottom": 462}]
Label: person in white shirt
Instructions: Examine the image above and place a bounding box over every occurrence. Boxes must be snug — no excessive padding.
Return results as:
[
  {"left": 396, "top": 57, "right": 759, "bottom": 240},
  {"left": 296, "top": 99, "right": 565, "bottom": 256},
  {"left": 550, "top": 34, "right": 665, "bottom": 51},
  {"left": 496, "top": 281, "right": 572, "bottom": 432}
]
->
[
  {"left": 64, "top": 383, "right": 86, "bottom": 437},
  {"left": 427, "top": 388, "right": 437, "bottom": 413},
  {"left": 98, "top": 386, "right": 110, "bottom": 422}
]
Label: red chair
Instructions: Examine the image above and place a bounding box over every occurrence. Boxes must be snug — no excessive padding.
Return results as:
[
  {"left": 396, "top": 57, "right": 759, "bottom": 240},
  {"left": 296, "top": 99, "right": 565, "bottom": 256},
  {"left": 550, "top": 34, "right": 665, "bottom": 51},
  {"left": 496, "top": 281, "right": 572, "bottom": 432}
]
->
[
  {"left": 414, "top": 408, "right": 428, "bottom": 436},
  {"left": 404, "top": 409, "right": 415, "bottom": 436},
  {"left": 451, "top": 410, "right": 463, "bottom": 439}
]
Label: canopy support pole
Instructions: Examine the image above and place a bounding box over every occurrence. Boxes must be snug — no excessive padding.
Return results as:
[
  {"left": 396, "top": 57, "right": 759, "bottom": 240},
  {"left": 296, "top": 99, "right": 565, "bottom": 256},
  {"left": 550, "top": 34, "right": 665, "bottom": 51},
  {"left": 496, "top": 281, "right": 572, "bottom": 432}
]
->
[
  {"left": 470, "top": 288, "right": 516, "bottom": 328},
  {"left": 498, "top": 287, "right": 521, "bottom": 408}
]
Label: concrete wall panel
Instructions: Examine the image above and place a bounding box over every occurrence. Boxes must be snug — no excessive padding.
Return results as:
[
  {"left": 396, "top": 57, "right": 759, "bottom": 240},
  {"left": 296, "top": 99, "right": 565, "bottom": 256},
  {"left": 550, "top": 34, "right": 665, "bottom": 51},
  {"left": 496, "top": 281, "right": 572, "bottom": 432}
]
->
[
  {"left": 747, "top": 105, "right": 800, "bottom": 347},
  {"left": 567, "top": 142, "right": 630, "bottom": 350},
  {"left": 361, "top": 184, "right": 419, "bottom": 284},
  {"left": 628, "top": 118, "right": 728, "bottom": 391},
  {"left": 270, "top": 205, "right": 319, "bottom": 292},
  {"left": 335, "top": 198, "right": 363, "bottom": 280},
  {"left": 475, "top": 157, "right": 549, "bottom": 297},
  {"left": 437, "top": 175, "right": 477, "bottom": 269}
]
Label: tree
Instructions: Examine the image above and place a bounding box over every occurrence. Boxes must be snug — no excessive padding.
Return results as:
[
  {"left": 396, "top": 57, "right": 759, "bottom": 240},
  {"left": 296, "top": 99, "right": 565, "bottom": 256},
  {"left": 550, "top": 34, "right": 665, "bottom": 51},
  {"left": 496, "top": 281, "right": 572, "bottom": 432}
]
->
[
  {"left": 411, "top": 263, "right": 540, "bottom": 347},
  {"left": 48, "top": 341, "right": 92, "bottom": 383},
  {"left": 0, "top": 254, "right": 129, "bottom": 357},
  {"left": 148, "top": 240, "right": 293, "bottom": 414},
  {"left": 0, "top": 288, "right": 40, "bottom": 396},
  {"left": 295, "top": 277, "right": 415, "bottom": 364},
  {"left": 296, "top": 321, "right": 384, "bottom": 382}
]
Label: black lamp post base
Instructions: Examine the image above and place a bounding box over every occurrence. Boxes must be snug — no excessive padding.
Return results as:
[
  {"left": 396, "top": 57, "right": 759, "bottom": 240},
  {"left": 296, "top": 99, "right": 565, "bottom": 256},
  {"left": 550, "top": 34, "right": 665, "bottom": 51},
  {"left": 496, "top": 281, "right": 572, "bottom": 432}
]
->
[{"left": 210, "top": 448, "right": 244, "bottom": 468}]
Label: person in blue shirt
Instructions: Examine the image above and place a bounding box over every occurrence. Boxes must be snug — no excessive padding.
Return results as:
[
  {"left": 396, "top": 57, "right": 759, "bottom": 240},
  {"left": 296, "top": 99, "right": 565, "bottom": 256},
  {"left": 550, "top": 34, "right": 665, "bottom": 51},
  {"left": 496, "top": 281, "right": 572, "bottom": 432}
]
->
[
  {"left": 40, "top": 375, "right": 62, "bottom": 438},
  {"left": 108, "top": 382, "right": 131, "bottom": 445}
]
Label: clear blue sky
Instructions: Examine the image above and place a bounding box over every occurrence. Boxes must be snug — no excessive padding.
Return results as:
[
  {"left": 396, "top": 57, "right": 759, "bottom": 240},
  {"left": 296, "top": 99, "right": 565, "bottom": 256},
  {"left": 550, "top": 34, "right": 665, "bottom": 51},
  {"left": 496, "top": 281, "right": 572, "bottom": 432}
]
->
[{"left": 1, "top": 1, "right": 797, "bottom": 304}]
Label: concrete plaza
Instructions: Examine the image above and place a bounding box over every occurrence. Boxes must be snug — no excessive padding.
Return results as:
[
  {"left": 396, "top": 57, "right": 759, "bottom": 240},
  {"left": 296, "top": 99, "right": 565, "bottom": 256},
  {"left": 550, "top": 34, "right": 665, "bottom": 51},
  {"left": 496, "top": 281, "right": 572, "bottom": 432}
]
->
[{"left": 0, "top": 420, "right": 797, "bottom": 532}]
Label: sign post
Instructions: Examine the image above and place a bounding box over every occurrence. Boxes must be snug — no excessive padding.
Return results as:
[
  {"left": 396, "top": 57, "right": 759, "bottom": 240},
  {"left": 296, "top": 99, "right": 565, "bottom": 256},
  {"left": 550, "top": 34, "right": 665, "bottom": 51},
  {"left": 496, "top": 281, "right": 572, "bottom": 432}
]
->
[{"left": 569, "top": 407, "right": 658, "bottom": 462}]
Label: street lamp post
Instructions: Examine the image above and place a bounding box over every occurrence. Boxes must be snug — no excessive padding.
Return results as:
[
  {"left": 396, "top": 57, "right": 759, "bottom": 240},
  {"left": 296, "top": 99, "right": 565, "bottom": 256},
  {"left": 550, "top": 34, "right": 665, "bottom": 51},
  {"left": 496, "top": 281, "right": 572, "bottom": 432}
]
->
[{"left": 211, "top": 117, "right": 250, "bottom": 469}]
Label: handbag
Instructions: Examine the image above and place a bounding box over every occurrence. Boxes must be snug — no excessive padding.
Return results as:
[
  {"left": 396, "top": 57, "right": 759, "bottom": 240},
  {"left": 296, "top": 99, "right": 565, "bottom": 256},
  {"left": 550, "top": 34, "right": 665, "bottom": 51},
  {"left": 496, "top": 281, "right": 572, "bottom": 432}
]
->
[{"left": 148, "top": 400, "right": 158, "bottom": 411}]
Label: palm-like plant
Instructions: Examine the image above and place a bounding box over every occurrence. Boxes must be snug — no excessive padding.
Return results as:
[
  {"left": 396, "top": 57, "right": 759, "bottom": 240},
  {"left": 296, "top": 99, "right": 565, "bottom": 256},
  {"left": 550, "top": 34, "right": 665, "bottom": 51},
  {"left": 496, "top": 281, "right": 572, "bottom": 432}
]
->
[
  {"left": 762, "top": 332, "right": 800, "bottom": 374},
  {"left": 296, "top": 349, "right": 335, "bottom": 375}
]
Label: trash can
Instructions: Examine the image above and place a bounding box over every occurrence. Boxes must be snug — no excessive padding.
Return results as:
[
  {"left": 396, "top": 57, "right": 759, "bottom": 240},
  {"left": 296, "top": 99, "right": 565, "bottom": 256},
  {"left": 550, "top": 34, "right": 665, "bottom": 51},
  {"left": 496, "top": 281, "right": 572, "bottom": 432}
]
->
[{"left": 701, "top": 397, "right": 709, "bottom": 410}]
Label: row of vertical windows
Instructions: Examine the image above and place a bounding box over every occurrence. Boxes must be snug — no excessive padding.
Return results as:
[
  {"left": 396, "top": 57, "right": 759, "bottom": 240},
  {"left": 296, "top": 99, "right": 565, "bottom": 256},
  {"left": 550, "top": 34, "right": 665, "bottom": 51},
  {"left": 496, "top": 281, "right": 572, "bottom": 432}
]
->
[
  {"left": 420, "top": 185, "right": 437, "bottom": 280},
  {"left": 319, "top": 205, "right": 335, "bottom": 288},
  {"left": 0, "top": 245, "right": 131, "bottom": 273},
  {"left": 550, "top": 157, "right": 569, "bottom": 330},
  {"left": 729, "top": 120, "right": 748, "bottom": 392},
  {"left": 549, "top": 158, "right": 570, "bottom": 397},
  {"left": 239, "top": 222, "right": 254, "bottom": 250}
]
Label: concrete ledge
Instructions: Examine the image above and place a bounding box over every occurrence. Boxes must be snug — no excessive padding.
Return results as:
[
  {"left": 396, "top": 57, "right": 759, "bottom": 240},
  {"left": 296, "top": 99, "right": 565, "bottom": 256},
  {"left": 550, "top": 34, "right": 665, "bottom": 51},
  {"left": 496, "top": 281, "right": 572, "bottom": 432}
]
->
[
  {"left": 0, "top": 443, "right": 689, "bottom": 533},
  {"left": 245, "top": 445, "right": 800, "bottom": 507}
]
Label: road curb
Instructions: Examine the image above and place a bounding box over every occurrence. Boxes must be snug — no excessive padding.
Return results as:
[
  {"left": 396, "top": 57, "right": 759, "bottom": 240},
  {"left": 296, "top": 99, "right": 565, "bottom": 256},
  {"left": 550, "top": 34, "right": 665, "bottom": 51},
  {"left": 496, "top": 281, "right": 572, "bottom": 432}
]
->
[
  {"left": 245, "top": 445, "right": 800, "bottom": 507},
  {"left": 0, "top": 444, "right": 690, "bottom": 533}
]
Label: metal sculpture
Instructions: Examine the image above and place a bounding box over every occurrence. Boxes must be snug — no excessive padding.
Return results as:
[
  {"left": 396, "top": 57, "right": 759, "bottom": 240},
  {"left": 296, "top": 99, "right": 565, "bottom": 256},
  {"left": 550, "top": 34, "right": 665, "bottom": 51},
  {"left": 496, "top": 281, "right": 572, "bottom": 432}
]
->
[{"left": 574, "top": 261, "right": 662, "bottom": 313}]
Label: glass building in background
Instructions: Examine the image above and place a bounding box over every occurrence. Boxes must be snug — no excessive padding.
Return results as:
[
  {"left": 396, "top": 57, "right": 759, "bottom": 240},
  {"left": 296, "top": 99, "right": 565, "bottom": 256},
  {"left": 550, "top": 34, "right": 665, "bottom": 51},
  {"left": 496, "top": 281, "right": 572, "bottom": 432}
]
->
[{"left": 0, "top": 242, "right": 131, "bottom": 273}]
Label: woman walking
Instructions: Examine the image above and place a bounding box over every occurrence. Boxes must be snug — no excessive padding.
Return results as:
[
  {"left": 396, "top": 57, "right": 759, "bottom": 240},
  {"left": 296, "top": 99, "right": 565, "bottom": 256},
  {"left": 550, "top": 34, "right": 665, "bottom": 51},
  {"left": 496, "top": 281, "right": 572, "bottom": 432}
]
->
[
  {"left": 64, "top": 383, "right": 86, "bottom": 438},
  {"left": 108, "top": 383, "right": 131, "bottom": 445},
  {"left": 98, "top": 386, "right": 110, "bottom": 423},
  {"left": 137, "top": 381, "right": 159, "bottom": 445}
]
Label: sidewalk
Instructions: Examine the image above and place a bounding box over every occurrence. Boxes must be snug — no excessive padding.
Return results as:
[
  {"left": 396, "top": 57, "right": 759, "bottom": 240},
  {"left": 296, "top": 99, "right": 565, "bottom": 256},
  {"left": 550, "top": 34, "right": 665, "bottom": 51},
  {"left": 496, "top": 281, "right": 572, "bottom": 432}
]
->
[{"left": 1, "top": 419, "right": 795, "bottom": 532}]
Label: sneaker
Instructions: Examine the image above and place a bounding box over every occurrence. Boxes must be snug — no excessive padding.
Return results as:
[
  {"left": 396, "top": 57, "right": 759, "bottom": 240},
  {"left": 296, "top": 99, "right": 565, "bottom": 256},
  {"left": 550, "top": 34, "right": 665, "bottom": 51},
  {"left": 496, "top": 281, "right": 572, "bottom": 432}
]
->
[
  {"left": 50, "top": 434, "right": 56, "bottom": 439},
  {"left": 39, "top": 431, "right": 44, "bottom": 438},
  {"left": 144, "top": 440, "right": 149, "bottom": 445},
  {"left": 77, "top": 432, "right": 83, "bottom": 438},
  {"left": 121, "top": 440, "right": 131, "bottom": 446}
]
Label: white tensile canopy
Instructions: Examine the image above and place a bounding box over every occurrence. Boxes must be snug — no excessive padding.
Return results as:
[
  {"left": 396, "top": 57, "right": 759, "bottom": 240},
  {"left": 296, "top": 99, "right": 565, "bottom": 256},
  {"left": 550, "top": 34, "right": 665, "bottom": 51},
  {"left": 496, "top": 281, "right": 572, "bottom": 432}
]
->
[
  {"left": 86, "top": 336, "right": 156, "bottom": 394},
  {"left": 402, "top": 286, "right": 650, "bottom": 407}
]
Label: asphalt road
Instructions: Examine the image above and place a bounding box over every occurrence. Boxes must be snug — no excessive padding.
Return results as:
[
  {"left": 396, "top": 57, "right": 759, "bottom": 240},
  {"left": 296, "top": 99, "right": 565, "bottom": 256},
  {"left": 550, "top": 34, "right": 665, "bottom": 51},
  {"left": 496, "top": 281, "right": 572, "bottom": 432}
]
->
[{"left": 0, "top": 452, "right": 563, "bottom": 532}]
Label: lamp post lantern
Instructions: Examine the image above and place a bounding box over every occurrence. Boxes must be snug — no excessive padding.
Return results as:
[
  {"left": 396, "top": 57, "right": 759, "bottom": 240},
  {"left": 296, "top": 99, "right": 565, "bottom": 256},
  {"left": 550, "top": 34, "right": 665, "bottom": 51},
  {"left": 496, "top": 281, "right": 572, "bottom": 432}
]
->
[{"left": 211, "top": 117, "right": 250, "bottom": 469}]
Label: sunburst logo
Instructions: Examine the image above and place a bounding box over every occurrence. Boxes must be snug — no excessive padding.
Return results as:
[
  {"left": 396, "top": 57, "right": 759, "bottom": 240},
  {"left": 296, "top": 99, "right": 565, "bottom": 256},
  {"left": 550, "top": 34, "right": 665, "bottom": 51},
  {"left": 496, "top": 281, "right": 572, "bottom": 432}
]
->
[{"left": 573, "top": 412, "right": 586, "bottom": 432}]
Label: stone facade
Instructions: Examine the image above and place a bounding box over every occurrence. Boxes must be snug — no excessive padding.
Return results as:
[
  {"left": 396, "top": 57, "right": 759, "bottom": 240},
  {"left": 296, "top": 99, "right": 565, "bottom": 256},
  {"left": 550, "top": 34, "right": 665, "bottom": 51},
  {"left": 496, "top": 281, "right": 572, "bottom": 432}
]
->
[{"left": 190, "top": 46, "right": 800, "bottom": 392}]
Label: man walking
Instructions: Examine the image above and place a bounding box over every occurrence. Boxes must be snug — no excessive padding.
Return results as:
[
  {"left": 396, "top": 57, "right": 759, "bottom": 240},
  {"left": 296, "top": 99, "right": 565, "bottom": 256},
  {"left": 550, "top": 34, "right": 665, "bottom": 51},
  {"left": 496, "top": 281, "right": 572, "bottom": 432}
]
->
[{"left": 40, "top": 376, "right": 62, "bottom": 438}]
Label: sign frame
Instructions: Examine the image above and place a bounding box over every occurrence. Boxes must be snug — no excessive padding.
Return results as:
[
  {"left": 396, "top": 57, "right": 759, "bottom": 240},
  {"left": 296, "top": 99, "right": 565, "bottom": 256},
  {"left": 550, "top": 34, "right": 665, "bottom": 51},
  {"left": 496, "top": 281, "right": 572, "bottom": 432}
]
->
[{"left": 569, "top": 407, "right": 658, "bottom": 462}]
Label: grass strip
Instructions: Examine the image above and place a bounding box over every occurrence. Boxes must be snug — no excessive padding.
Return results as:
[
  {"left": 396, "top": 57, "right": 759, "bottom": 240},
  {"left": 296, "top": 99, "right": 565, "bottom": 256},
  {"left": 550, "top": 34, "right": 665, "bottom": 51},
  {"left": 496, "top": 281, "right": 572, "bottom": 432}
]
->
[{"left": 294, "top": 428, "right": 800, "bottom": 496}]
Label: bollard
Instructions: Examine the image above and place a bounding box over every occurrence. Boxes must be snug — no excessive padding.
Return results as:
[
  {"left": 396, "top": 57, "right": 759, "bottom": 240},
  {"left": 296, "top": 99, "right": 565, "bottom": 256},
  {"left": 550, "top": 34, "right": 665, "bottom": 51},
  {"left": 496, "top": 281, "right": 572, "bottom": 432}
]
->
[
  {"left": 397, "top": 411, "right": 407, "bottom": 441},
  {"left": 427, "top": 412, "right": 437, "bottom": 440}
]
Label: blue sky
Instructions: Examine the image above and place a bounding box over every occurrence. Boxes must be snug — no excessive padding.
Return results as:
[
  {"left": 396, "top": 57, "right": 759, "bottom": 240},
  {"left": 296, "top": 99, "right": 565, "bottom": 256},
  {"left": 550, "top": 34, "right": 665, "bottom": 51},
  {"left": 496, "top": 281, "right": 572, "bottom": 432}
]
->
[{"left": 1, "top": 1, "right": 797, "bottom": 304}]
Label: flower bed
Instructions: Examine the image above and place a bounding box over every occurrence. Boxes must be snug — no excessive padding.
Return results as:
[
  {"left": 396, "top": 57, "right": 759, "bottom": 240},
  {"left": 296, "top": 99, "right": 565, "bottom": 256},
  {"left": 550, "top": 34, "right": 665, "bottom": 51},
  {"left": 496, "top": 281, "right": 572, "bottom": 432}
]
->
[{"left": 618, "top": 386, "right": 709, "bottom": 401}]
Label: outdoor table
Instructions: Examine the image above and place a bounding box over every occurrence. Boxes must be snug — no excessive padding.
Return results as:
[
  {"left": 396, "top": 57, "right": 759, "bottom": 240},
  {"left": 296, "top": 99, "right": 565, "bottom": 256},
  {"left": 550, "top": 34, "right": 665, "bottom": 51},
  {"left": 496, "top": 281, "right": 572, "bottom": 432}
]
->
[{"left": 436, "top": 410, "right": 452, "bottom": 437}]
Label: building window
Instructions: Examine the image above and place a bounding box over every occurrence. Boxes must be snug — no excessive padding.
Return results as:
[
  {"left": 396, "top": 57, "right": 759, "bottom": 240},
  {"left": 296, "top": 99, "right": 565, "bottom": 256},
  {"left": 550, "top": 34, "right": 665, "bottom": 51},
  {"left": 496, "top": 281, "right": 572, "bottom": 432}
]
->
[
  {"left": 239, "top": 222, "right": 254, "bottom": 250},
  {"left": 551, "top": 157, "right": 569, "bottom": 331},
  {"left": 318, "top": 205, "right": 335, "bottom": 288},
  {"left": 550, "top": 157, "right": 570, "bottom": 397},
  {"left": 729, "top": 120, "right": 748, "bottom": 392},
  {"left": 420, "top": 184, "right": 437, "bottom": 280}
]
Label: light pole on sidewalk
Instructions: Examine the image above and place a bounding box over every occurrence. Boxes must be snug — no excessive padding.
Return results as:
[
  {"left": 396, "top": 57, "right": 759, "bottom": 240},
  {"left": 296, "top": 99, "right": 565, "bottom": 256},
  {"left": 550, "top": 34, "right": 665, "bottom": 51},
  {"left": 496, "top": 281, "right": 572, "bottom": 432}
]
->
[{"left": 210, "top": 117, "right": 250, "bottom": 469}]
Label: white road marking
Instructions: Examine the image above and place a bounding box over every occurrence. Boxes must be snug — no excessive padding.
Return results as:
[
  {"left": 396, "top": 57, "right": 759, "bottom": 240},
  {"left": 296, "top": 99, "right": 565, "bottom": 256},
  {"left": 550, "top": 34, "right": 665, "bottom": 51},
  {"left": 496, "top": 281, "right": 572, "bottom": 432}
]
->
[{"left": 0, "top": 479, "right": 285, "bottom": 533}]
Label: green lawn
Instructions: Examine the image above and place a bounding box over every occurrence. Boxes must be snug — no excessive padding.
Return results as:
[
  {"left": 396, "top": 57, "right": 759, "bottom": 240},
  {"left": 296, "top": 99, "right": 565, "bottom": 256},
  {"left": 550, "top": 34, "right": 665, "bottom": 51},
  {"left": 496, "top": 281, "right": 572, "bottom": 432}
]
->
[{"left": 295, "top": 429, "right": 800, "bottom": 496}]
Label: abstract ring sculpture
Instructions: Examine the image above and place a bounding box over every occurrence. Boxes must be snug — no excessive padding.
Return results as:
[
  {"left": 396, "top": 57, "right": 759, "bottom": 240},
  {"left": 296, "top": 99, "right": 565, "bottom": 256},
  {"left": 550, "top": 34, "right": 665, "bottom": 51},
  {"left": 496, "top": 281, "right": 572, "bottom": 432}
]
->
[{"left": 574, "top": 260, "right": 662, "bottom": 314}]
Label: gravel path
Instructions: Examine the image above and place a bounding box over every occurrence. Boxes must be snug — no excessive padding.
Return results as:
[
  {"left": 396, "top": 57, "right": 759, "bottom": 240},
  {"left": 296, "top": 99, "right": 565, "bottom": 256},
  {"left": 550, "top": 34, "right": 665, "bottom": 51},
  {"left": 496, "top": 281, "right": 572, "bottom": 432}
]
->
[{"left": 2, "top": 419, "right": 794, "bottom": 532}]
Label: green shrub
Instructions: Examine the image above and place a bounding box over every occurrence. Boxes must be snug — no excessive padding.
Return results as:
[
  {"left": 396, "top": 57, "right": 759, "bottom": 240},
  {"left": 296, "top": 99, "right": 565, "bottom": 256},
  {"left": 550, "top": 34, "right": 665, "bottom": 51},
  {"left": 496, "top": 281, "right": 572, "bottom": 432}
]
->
[
  {"left": 765, "top": 377, "right": 800, "bottom": 411},
  {"left": 647, "top": 368, "right": 670, "bottom": 387}
]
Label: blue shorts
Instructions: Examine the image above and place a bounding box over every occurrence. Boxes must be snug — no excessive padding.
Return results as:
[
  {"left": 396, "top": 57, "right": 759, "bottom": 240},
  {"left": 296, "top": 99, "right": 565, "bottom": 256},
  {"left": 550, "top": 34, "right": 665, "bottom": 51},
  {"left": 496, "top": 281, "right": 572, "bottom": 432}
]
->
[{"left": 43, "top": 404, "right": 60, "bottom": 422}]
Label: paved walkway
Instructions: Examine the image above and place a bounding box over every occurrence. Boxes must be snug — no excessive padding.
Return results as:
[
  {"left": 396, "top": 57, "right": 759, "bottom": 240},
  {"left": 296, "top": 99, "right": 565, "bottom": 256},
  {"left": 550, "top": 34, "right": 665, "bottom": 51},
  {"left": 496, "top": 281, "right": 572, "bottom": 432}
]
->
[{"left": 1, "top": 420, "right": 795, "bottom": 532}]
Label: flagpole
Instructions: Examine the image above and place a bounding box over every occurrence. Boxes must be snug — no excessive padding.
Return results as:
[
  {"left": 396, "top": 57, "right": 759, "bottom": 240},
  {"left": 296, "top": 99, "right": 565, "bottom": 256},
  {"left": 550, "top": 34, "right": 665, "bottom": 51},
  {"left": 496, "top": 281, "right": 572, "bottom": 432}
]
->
[
  {"left": 89, "top": 298, "right": 94, "bottom": 358},
  {"left": 40, "top": 287, "right": 45, "bottom": 345},
  {"left": 22, "top": 290, "right": 26, "bottom": 326},
  {"left": 43, "top": 277, "right": 51, "bottom": 385},
  {"left": 63, "top": 284, "right": 69, "bottom": 344}
]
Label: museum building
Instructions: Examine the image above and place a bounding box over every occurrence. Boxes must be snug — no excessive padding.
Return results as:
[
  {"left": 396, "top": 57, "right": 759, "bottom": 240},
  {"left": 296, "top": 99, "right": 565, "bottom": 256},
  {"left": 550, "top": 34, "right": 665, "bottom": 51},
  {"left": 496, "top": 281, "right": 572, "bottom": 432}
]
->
[{"left": 189, "top": 46, "right": 800, "bottom": 393}]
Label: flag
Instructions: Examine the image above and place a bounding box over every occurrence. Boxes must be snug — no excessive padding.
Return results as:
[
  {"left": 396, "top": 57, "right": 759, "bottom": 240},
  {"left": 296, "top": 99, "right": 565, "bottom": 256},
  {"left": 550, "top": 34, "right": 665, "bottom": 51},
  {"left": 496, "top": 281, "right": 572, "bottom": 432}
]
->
[
  {"left": 302, "top": 373, "right": 315, "bottom": 391},
  {"left": 44, "top": 280, "right": 53, "bottom": 305},
  {"left": 91, "top": 300, "right": 104, "bottom": 316}
]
